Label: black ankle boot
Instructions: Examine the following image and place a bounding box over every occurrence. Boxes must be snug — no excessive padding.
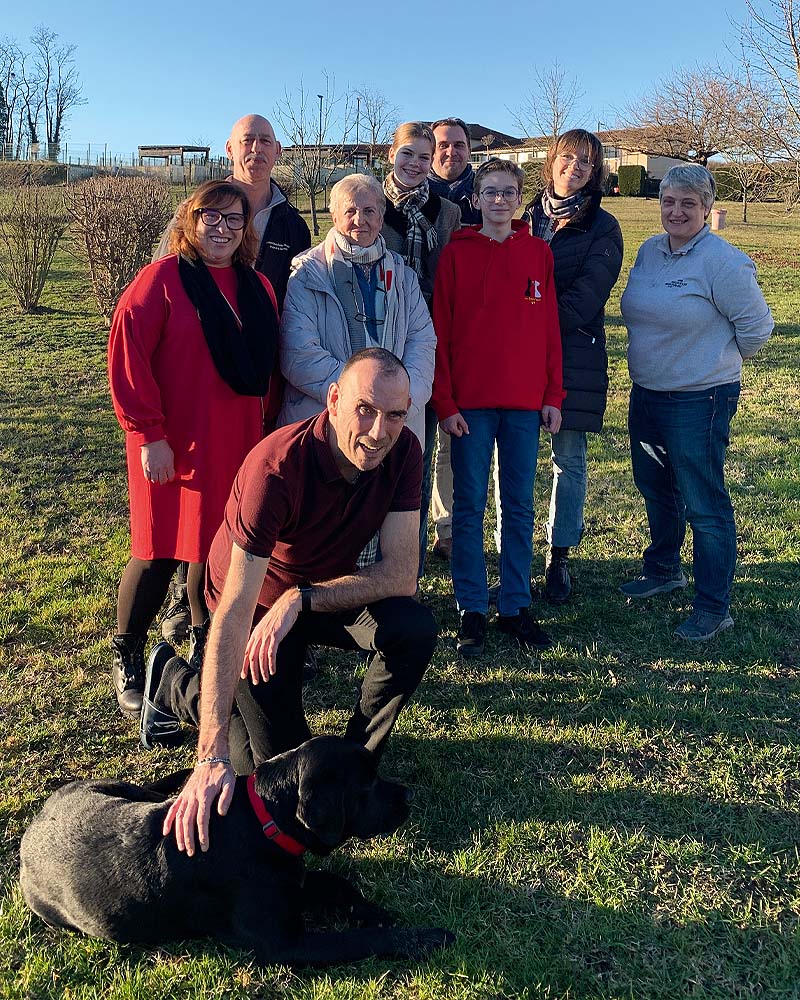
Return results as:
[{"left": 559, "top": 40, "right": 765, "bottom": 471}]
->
[
  {"left": 544, "top": 546, "right": 572, "bottom": 604},
  {"left": 188, "top": 620, "right": 209, "bottom": 673},
  {"left": 111, "top": 633, "right": 146, "bottom": 718},
  {"left": 160, "top": 577, "right": 190, "bottom": 643}
]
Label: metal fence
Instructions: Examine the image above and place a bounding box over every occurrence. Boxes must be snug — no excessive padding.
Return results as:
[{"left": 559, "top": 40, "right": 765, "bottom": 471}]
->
[{"left": 1, "top": 140, "right": 231, "bottom": 182}]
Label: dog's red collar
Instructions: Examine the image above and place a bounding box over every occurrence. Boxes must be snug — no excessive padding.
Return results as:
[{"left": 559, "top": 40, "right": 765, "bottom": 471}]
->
[{"left": 246, "top": 774, "right": 306, "bottom": 857}]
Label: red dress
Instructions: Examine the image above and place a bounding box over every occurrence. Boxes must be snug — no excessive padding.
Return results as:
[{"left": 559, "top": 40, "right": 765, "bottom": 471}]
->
[{"left": 108, "top": 255, "right": 279, "bottom": 562}]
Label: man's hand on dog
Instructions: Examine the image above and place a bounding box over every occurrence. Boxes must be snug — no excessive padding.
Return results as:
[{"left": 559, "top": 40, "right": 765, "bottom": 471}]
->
[
  {"left": 241, "top": 586, "right": 301, "bottom": 684},
  {"left": 163, "top": 761, "right": 235, "bottom": 855}
]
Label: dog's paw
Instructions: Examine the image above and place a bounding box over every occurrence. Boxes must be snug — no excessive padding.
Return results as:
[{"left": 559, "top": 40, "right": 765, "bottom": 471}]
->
[{"left": 350, "top": 899, "right": 397, "bottom": 928}]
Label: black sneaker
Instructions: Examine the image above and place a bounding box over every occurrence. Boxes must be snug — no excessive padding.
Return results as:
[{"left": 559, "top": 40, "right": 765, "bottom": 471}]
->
[
  {"left": 457, "top": 611, "right": 487, "bottom": 659},
  {"left": 497, "top": 608, "right": 554, "bottom": 650},
  {"left": 111, "top": 633, "right": 146, "bottom": 719},
  {"left": 544, "top": 546, "right": 572, "bottom": 604},
  {"left": 140, "top": 641, "right": 183, "bottom": 749}
]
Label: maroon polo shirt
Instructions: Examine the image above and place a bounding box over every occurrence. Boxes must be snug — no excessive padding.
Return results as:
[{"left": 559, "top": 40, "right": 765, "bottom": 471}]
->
[{"left": 206, "top": 410, "right": 422, "bottom": 613}]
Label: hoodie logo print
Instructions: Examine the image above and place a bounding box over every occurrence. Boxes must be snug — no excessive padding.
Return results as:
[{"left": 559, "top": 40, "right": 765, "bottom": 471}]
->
[{"left": 524, "top": 277, "right": 541, "bottom": 304}]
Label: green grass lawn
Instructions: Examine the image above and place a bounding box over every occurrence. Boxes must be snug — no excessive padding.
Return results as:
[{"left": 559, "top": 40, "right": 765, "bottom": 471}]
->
[{"left": 0, "top": 199, "right": 798, "bottom": 999}]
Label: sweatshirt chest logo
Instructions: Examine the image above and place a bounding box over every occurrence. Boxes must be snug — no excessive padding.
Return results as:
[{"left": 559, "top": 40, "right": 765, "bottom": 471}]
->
[
  {"left": 524, "top": 277, "right": 542, "bottom": 304},
  {"left": 665, "top": 279, "right": 688, "bottom": 288}
]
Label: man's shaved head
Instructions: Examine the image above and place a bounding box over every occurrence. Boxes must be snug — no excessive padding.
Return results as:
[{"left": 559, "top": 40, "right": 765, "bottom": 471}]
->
[{"left": 225, "top": 115, "right": 281, "bottom": 185}]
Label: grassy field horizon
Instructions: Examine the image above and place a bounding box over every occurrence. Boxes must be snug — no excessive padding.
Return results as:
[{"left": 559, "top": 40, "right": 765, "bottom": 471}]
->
[{"left": 0, "top": 197, "right": 798, "bottom": 999}]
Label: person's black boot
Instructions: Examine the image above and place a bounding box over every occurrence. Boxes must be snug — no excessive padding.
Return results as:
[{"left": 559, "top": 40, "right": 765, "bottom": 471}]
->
[
  {"left": 160, "top": 575, "right": 190, "bottom": 643},
  {"left": 140, "top": 642, "right": 186, "bottom": 749},
  {"left": 544, "top": 546, "right": 572, "bottom": 604},
  {"left": 111, "top": 633, "right": 146, "bottom": 719},
  {"left": 187, "top": 619, "right": 209, "bottom": 673}
]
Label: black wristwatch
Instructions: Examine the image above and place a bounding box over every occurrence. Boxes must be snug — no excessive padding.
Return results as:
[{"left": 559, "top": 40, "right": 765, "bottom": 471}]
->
[{"left": 296, "top": 584, "right": 312, "bottom": 613}]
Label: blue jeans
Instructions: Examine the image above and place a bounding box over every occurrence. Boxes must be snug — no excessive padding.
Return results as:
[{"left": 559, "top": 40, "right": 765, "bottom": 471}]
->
[
  {"left": 628, "top": 381, "right": 740, "bottom": 617},
  {"left": 491, "top": 426, "right": 587, "bottom": 551},
  {"left": 450, "top": 409, "right": 540, "bottom": 616},
  {"left": 546, "top": 427, "right": 588, "bottom": 548}
]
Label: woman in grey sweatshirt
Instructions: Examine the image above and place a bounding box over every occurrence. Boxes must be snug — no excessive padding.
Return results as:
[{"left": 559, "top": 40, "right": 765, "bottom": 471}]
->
[{"left": 619, "top": 164, "right": 773, "bottom": 642}]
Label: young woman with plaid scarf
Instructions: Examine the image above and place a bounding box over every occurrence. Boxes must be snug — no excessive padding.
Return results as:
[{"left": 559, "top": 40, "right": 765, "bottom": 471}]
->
[{"left": 381, "top": 122, "right": 461, "bottom": 573}]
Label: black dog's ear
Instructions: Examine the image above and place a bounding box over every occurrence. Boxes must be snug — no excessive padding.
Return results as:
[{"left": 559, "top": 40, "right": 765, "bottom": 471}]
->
[{"left": 296, "top": 771, "right": 346, "bottom": 847}]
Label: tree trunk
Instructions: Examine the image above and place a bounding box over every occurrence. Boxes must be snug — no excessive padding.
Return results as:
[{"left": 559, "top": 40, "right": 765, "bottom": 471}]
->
[
  {"left": 309, "top": 190, "right": 319, "bottom": 237},
  {"left": 742, "top": 186, "right": 748, "bottom": 223}
]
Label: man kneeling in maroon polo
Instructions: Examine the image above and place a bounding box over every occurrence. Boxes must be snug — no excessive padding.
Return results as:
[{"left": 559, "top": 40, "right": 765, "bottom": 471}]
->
[{"left": 141, "top": 348, "right": 437, "bottom": 855}]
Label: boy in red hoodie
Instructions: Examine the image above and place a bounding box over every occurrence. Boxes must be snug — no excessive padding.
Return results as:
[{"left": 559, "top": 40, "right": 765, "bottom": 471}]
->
[{"left": 432, "top": 158, "right": 564, "bottom": 657}]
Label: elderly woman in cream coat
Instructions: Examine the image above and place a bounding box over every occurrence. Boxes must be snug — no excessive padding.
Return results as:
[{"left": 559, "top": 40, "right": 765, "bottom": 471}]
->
[{"left": 278, "top": 174, "right": 435, "bottom": 446}]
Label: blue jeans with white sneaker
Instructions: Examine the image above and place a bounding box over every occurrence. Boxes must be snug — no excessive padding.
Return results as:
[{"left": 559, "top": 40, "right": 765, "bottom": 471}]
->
[
  {"left": 450, "top": 409, "right": 540, "bottom": 617},
  {"left": 628, "top": 381, "right": 740, "bottom": 618}
]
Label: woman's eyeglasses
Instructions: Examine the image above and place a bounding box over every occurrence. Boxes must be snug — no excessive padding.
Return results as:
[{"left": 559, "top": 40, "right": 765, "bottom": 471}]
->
[
  {"left": 194, "top": 208, "right": 246, "bottom": 230},
  {"left": 557, "top": 153, "right": 593, "bottom": 170}
]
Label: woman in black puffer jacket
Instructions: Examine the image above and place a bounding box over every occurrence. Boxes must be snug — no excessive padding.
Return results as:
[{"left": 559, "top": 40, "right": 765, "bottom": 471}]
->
[{"left": 522, "top": 129, "right": 623, "bottom": 602}]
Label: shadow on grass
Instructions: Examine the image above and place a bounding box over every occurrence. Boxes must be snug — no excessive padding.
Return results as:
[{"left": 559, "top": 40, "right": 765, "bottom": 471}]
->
[
  {"left": 382, "top": 735, "right": 800, "bottom": 854},
  {"left": 6, "top": 846, "right": 798, "bottom": 1000}
]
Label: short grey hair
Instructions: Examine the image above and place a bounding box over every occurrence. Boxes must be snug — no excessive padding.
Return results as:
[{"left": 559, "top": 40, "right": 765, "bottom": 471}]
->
[
  {"left": 659, "top": 165, "right": 716, "bottom": 210},
  {"left": 329, "top": 174, "right": 386, "bottom": 218}
]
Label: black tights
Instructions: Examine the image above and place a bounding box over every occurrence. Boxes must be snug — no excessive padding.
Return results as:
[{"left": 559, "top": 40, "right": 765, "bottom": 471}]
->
[{"left": 116, "top": 558, "right": 208, "bottom": 636}]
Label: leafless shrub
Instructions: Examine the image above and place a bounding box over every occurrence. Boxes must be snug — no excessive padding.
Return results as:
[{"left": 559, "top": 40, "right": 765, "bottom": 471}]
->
[
  {"left": 64, "top": 175, "right": 173, "bottom": 324},
  {"left": 0, "top": 178, "right": 68, "bottom": 312}
]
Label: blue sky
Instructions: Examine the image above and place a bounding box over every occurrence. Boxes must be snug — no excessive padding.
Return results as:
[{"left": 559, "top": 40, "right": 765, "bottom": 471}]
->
[{"left": 3, "top": 0, "right": 746, "bottom": 159}]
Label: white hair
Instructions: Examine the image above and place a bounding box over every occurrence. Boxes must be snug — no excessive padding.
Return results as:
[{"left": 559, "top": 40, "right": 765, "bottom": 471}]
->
[{"left": 329, "top": 174, "right": 386, "bottom": 217}]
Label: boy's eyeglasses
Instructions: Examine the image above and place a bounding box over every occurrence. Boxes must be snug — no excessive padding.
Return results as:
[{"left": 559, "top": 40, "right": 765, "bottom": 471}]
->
[
  {"left": 557, "top": 153, "right": 593, "bottom": 170},
  {"left": 194, "top": 208, "right": 247, "bottom": 230},
  {"left": 480, "top": 187, "right": 520, "bottom": 202}
]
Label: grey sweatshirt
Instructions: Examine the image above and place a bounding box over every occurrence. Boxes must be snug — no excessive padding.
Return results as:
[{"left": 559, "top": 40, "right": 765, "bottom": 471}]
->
[{"left": 621, "top": 225, "right": 773, "bottom": 391}]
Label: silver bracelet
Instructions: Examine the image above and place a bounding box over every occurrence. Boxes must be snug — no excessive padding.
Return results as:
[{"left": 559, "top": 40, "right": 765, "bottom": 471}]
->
[{"left": 197, "top": 755, "right": 231, "bottom": 768}]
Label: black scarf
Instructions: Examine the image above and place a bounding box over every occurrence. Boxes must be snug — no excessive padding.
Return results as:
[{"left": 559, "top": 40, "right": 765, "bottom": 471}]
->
[{"left": 178, "top": 253, "right": 278, "bottom": 396}]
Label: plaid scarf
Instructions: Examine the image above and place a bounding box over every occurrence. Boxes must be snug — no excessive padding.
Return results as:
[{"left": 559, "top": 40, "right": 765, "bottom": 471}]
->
[
  {"left": 533, "top": 186, "right": 589, "bottom": 242},
  {"left": 383, "top": 173, "right": 438, "bottom": 278}
]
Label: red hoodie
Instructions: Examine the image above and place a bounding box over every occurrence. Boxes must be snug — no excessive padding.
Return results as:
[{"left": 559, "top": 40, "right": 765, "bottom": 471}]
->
[{"left": 431, "top": 220, "right": 564, "bottom": 421}]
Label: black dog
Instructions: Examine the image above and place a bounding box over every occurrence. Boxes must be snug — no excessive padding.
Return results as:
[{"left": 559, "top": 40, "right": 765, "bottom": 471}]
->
[{"left": 20, "top": 736, "right": 454, "bottom": 966}]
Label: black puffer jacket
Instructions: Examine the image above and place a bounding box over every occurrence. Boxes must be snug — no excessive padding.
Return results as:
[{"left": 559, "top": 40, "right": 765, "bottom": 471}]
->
[
  {"left": 523, "top": 190, "right": 623, "bottom": 431},
  {"left": 255, "top": 193, "right": 311, "bottom": 310}
]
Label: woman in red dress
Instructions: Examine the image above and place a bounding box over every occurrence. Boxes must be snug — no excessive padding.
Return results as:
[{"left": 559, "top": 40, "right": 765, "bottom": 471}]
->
[{"left": 108, "top": 179, "right": 280, "bottom": 718}]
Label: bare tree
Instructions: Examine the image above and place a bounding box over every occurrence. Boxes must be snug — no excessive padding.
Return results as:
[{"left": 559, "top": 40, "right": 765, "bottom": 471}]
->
[
  {"left": 479, "top": 133, "right": 495, "bottom": 157},
  {"left": 738, "top": 0, "right": 800, "bottom": 202},
  {"left": 353, "top": 85, "right": 399, "bottom": 167},
  {"left": 30, "top": 25, "right": 85, "bottom": 158},
  {"left": 0, "top": 38, "right": 23, "bottom": 156},
  {"left": 0, "top": 41, "right": 41, "bottom": 157},
  {"left": 274, "top": 74, "right": 353, "bottom": 236},
  {"left": 510, "top": 61, "right": 584, "bottom": 140},
  {"left": 0, "top": 82, "right": 7, "bottom": 157},
  {"left": 619, "top": 65, "right": 741, "bottom": 165},
  {"left": 716, "top": 73, "right": 786, "bottom": 219},
  {"left": 19, "top": 51, "right": 44, "bottom": 153}
]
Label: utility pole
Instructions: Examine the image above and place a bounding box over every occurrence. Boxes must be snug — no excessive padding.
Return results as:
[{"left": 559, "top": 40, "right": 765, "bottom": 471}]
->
[{"left": 317, "top": 94, "right": 324, "bottom": 209}]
